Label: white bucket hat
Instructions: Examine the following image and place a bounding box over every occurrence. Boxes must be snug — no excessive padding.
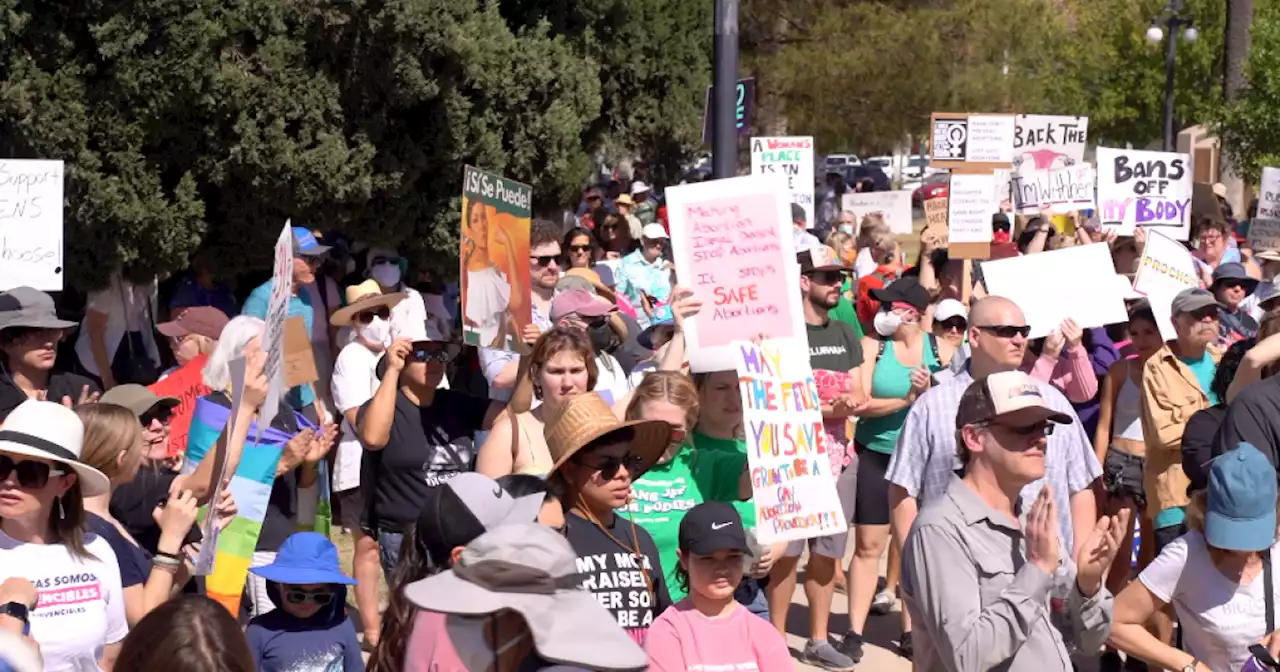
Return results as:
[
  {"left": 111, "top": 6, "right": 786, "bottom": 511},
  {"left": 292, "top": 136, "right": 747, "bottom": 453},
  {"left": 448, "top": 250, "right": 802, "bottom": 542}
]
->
[{"left": 0, "top": 400, "right": 109, "bottom": 496}]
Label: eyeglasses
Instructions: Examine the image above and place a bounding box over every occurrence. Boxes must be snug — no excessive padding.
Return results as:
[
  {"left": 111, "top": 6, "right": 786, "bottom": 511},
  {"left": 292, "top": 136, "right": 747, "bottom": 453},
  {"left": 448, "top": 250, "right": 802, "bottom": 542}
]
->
[
  {"left": 976, "top": 324, "right": 1031, "bottom": 339},
  {"left": 1219, "top": 280, "right": 1250, "bottom": 291},
  {"left": 283, "top": 588, "right": 334, "bottom": 606},
  {"left": 938, "top": 318, "right": 968, "bottom": 332},
  {"left": 574, "top": 452, "right": 643, "bottom": 480},
  {"left": 410, "top": 342, "right": 460, "bottom": 363},
  {"left": 568, "top": 245, "right": 592, "bottom": 253},
  {"left": 1199, "top": 232, "right": 1225, "bottom": 243},
  {"left": 0, "top": 455, "right": 65, "bottom": 489},
  {"left": 355, "top": 306, "right": 391, "bottom": 324},
  {"left": 140, "top": 406, "right": 173, "bottom": 427},
  {"left": 643, "top": 238, "right": 664, "bottom": 247},
  {"left": 530, "top": 255, "right": 560, "bottom": 268}
]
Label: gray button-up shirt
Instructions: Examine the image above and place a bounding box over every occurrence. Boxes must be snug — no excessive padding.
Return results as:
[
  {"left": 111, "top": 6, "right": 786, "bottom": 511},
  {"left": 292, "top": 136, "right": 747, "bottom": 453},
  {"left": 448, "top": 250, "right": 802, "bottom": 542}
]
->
[{"left": 902, "top": 476, "right": 1114, "bottom": 672}]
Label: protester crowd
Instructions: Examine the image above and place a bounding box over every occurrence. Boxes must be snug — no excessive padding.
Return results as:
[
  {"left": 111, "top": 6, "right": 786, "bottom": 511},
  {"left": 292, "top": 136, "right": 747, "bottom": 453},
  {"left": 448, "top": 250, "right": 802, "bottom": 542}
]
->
[{"left": 3, "top": 167, "right": 1280, "bottom": 672}]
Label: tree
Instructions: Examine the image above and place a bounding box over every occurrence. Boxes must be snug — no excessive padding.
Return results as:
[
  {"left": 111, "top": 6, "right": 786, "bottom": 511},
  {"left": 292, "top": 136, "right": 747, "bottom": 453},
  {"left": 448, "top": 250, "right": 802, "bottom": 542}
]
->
[{"left": 1214, "top": 0, "right": 1280, "bottom": 182}]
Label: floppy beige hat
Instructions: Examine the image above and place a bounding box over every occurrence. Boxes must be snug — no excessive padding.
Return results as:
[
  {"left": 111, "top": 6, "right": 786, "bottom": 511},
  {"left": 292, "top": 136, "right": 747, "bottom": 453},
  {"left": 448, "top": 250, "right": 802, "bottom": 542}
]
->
[
  {"left": 330, "top": 279, "right": 406, "bottom": 326},
  {"left": 544, "top": 393, "right": 671, "bottom": 478}
]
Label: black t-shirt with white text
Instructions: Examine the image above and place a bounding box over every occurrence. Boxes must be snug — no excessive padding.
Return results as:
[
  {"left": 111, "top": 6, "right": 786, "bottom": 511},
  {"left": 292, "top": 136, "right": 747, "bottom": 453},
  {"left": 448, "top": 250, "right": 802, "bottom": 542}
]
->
[
  {"left": 565, "top": 511, "right": 672, "bottom": 645},
  {"left": 806, "top": 318, "right": 863, "bottom": 373}
]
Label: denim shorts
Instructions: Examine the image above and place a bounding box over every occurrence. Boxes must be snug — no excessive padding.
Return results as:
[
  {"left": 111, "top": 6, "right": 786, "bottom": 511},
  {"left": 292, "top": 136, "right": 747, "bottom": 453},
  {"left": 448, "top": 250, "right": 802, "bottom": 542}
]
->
[{"left": 1103, "top": 448, "right": 1146, "bottom": 509}]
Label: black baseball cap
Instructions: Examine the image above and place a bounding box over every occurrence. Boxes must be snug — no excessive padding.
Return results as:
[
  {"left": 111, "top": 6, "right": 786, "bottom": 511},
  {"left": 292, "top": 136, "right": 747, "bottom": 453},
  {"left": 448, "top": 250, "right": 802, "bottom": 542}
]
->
[
  {"left": 869, "top": 277, "right": 930, "bottom": 312},
  {"left": 678, "top": 502, "right": 753, "bottom": 557}
]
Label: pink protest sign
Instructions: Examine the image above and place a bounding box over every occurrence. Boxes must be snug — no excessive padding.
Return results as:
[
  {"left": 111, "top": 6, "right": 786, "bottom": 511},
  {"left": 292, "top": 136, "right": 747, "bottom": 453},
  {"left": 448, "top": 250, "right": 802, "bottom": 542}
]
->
[{"left": 666, "top": 174, "right": 805, "bottom": 372}]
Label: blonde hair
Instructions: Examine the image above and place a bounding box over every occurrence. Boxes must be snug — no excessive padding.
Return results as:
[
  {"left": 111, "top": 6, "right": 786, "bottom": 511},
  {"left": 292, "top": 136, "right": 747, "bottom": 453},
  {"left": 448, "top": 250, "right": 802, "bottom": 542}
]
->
[
  {"left": 77, "top": 403, "right": 143, "bottom": 482},
  {"left": 825, "top": 230, "right": 853, "bottom": 252},
  {"left": 625, "top": 371, "right": 700, "bottom": 432},
  {"left": 1185, "top": 490, "right": 1280, "bottom": 544},
  {"left": 856, "top": 215, "right": 889, "bottom": 249}
]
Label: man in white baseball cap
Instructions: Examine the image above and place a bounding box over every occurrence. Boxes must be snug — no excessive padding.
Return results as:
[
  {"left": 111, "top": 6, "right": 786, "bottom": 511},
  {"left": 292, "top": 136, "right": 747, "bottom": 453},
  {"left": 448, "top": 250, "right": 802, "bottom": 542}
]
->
[{"left": 630, "top": 181, "right": 656, "bottom": 225}]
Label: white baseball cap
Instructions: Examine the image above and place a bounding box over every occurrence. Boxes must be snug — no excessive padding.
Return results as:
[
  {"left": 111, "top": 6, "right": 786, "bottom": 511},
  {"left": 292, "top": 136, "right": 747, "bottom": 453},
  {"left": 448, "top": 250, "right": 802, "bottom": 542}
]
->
[
  {"left": 641, "top": 223, "right": 668, "bottom": 240},
  {"left": 934, "top": 299, "right": 967, "bottom": 323},
  {"left": 631, "top": 181, "right": 651, "bottom": 196}
]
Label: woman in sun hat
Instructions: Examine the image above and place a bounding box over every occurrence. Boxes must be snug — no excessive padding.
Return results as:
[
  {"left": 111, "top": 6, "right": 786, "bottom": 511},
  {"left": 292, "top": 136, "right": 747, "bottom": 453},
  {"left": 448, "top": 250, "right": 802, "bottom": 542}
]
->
[
  {"left": 405, "top": 522, "right": 648, "bottom": 671},
  {"left": 0, "top": 400, "right": 127, "bottom": 672},
  {"left": 0, "top": 287, "right": 99, "bottom": 423},
  {"left": 546, "top": 392, "right": 673, "bottom": 644}
]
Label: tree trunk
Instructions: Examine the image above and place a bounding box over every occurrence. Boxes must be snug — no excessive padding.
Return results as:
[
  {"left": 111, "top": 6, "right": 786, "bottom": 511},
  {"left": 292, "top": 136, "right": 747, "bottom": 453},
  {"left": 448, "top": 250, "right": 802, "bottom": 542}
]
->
[{"left": 1221, "top": 0, "right": 1254, "bottom": 216}]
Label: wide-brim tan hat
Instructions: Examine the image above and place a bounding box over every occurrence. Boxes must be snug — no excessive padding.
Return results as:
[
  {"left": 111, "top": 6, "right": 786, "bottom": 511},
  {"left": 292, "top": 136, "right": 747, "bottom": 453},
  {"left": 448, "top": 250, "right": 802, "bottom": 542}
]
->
[
  {"left": 330, "top": 279, "right": 406, "bottom": 326},
  {"left": 1256, "top": 249, "right": 1280, "bottom": 262},
  {"left": 545, "top": 393, "right": 671, "bottom": 478}
]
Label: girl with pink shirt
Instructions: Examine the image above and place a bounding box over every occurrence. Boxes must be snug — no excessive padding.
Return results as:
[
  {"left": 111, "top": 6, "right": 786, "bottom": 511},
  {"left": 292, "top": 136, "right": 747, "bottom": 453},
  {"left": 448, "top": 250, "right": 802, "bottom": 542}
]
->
[{"left": 645, "top": 502, "right": 792, "bottom": 672}]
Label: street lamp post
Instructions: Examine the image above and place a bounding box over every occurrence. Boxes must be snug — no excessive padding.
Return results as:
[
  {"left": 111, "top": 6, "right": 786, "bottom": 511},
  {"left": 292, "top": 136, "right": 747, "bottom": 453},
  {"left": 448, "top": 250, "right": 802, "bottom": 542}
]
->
[{"left": 1147, "top": 0, "right": 1199, "bottom": 151}]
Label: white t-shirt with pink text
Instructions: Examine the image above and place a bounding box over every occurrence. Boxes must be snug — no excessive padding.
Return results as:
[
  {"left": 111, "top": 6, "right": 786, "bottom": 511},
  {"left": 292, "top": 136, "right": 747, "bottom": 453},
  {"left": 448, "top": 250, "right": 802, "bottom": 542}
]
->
[{"left": 0, "top": 529, "right": 127, "bottom": 672}]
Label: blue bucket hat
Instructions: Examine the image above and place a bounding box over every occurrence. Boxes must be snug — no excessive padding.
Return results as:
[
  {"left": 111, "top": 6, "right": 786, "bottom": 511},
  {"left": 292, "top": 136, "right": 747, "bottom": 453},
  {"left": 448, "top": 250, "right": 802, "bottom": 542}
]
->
[
  {"left": 1205, "top": 443, "right": 1278, "bottom": 552},
  {"left": 249, "top": 532, "right": 357, "bottom": 585}
]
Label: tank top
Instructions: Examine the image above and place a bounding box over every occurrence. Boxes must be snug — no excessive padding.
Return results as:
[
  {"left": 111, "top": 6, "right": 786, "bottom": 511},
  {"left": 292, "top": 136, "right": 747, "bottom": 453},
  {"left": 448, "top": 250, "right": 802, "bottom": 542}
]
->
[
  {"left": 1113, "top": 362, "right": 1144, "bottom": 442},
  {"left": 511, "top": 412, "right": 553, "bottom": 477},
  {"left": 854, "top": 338, "right": 942, "bottom": 455}
]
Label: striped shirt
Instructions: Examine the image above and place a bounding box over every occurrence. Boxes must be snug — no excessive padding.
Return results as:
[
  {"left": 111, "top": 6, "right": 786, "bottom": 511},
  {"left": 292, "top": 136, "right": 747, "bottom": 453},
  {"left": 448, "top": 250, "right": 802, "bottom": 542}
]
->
[{"left": 885, "top": 367, "right": 1102, "bottom": 551}]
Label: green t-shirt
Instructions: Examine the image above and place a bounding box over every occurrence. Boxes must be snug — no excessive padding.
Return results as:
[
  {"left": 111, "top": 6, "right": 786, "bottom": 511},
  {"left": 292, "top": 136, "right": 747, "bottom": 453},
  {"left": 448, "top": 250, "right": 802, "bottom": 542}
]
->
[
  {"left": 691, "top": 431, "right": 756, "bottom": 529},
  {"left": 827, "top": 278, "right": 865, "bottom": 340},
  {"left": 622, "top": 444, "right": 746, "bottom": 601}
]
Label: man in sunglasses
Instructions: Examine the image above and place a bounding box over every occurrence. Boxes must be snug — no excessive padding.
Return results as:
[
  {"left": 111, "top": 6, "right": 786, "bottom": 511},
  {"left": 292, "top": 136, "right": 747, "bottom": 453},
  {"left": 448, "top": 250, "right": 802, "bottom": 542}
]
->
[
  {"left": 901, "top": 371, "right": 1126, "bottom": 672},
  {"left": 0, "top": 287, "right": 99, "bottom": 422},
  {"left": 478, "top": 220, "right": 558, "bottom": 403}
]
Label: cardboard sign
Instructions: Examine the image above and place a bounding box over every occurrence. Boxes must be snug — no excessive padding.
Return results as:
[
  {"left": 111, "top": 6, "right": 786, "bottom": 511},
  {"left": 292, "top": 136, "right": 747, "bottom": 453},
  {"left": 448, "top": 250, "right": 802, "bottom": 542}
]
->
[
  {"left": 460, "top": 166, "right": 532, "bottom": 352},
  {"left": 750, "top": 137, "right": 815, "bottom": 228},
  {"left": 666, "top": 174, "right": 806, "bottom": 373},
  {"left": 1096, "top": 147, "right": 1193, "bottom": 240},
  {"left": 924, "top": 196, "right": 948, "bottom": 230},
  {"left": 734, "top": 339, "right": 848, "bottom": 545},
  {"left": 283, "top": 316, "right": 318, "bottom": 387},
  {"left": 1260, "top": 167, "right": 1280, "bottom": 220},
  {"left": 0, "top": 160, "right": 65, "bottom": 291},
  {"left": 147, "top": 354, "right": 211, "bottom": 459},
  {"left": 930, "top": 113, "right": 1016, "bottom": 169},
  {"left": 259, "top": 222, "right": 293, "bottom": 436},
  {"left": 1249, "top": 218, "right": 1280, "bottom": 252},
  {"left": 841, "top": 191, "right": 914, "bottom": 234},
  {"left": 947, "top": 173, "right": 997, "bottom": 258},
  {"left": 979, "top": 243, "right": 1127, "bottom": 339},
  {"left": 1012, "top": 115, "right": 1089, "bottom": 172},
  {"left": 1133, "top": 230, "right": 1199, "bottom": 342}
]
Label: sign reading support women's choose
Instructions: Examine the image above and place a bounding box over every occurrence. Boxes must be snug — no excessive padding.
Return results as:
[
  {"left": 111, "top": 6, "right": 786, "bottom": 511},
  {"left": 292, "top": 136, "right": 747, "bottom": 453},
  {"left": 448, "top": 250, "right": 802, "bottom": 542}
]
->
[
  {"left": 750, "top": 137, "right": 815, "bottom": 228},
  {"left": 1096, "top": 147, "right": 1193, "bottom": 240},
  {"left": 0, "top": 159, "right": 64, "bottom": 291},
  {"left": 734, "top": 339, "right": 848, "bottom": 545},
  {"left": 460, "top": 166, "right": 533, "bottom": 353},
  {"left": 667, "top": 174, "right": 806, "bottom": 372}
]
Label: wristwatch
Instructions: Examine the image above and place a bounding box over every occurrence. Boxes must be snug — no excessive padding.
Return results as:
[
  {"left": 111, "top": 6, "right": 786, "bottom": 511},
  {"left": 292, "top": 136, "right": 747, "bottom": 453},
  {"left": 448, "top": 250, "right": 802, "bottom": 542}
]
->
[{"left": 0, "top": 601, "right": 29, "bottom": 633}]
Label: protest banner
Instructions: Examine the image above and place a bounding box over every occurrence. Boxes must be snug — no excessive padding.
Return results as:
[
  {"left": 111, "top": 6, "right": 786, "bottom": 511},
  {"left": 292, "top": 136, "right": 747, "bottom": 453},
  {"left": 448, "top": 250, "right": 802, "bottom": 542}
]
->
[
  {"left": 460, "top": 165, "right": 532, "bottom": 353},
  {"left": 947, "top": 173, "right": 997, "bottom": 258},
  {"left": 750, "top": 137, "right": 815, "bottom": 228},
  {"left": 666, "top": 174, "right": 806, "bottom": 373},
  {"left": 259, "top": 222, "right": 293, "bottom": 438},
  {"left": 1096, "top": 147, "right": 1193, "bottom": 240},
  {"left": 1133, "top": 229, "right": 1199, "bottom": 341},
  {"left": 1043, "top": 164, "right": 1096, "bottom": 213},
  {"left": 1249, "top": 218, "right": 1280, "bottom": 252},
  {"left": 841, "top": 190, "right": 914, "bottom": 234},
  {"left": 1261, "top": 167, "right": 1280, "bottom": 220},
  {"left": 979, "top": 243, "right": 1127, "bottom": 339},
  {"left": 734, "top": 339, "right": 848, "bottom": 545},
  {"left": 147, "top": 354, "right": 210, "bottom": 459},
  {"left": 0, "top": 160, "right": 64, "bottom": 291},
  {"left": 1012, "top": 115, "right": 1088, "bottom": 172},
  {"left": 282, "top": 316, "right": 318, "bottom": 387},
  {"left": 929, "top": 113, "right": 1016, "bottom": 169}
]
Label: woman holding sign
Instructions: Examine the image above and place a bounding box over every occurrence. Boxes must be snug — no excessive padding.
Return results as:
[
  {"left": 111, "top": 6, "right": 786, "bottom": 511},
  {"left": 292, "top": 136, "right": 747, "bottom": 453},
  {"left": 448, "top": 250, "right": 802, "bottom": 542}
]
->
[{"left": 461, "top": 198, "right": 520, "bottom": 349}]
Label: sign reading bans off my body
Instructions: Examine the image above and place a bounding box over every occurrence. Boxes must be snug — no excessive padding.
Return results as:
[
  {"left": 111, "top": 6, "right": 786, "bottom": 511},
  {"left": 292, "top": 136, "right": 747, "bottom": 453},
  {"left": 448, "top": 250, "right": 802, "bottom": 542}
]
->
[{"left": 1096, "top": 147, "right": 1193, "bottom": 241}]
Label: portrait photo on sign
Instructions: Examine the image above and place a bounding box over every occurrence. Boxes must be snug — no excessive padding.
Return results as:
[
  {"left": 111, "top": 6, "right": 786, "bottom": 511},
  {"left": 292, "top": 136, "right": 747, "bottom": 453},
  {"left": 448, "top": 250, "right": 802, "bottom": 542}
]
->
[{"left": 459, "top": 166, "right": 532, "bottom": 352}]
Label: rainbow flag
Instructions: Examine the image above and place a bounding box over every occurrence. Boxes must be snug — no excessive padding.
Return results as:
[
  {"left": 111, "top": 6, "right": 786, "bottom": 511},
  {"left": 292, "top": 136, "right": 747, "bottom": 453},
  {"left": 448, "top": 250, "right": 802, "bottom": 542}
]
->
[{"left": 183, "top": 396, "right": 324, "bottom": 615}]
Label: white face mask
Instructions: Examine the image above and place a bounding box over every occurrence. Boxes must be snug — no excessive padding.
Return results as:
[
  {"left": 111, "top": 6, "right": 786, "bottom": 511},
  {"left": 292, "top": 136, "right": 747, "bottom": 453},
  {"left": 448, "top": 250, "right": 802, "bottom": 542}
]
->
[
  {"left": 370, "top": 262, "right": 402, "bottom": 288},
  {"left": 445, "top": 615, "right": 529, "bottom": 672},
  {"left": 874, "top": 310, "right": 902, "bottom": 337},
  {"left": 358, "top": 316, "right": 392, "bottom": 349},
  {"left": 839, "top": 224, "right": 854, "bottom": 235}
]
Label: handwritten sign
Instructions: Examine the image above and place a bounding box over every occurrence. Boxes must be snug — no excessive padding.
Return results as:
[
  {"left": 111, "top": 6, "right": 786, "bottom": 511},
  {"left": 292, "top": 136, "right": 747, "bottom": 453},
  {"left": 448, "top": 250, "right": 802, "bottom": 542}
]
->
[
  {"left": 1133, "top": 230, "right": 1199, "bottom": 341},
  {"left": 147, "top": 354, "right": 210, "bottom": 459},
  {"left": 0, "top": 160, "right": 64, "bottom": 291},
  {"left": 1096, "top": 147, "right": 1192, "bottom": 240},
  {"left": 930, "top": 113, "right": 1016, "bottom": 168},
  {"left": 282, "top": 316, "right": 318, "bottom": 388},
  {"left": 750, "top": 137, "right": 815, "bottom": 228},
  {"left": 1261, "top": 168, "right": 1280, "bottom": 220},
  {"left": 667, "top": 174, "right": 805, "bottom": 373},
  {"left": 924, "top": 196, "right": 948, "bottom": 230},
  {"left": 841, "top": 190, "right": 914, "bottom": 234},
  {"left": 979, "top": 244, "right": 1127, "bottom": 339},
  {"left": 735, "top": 339, "right": 848, "bottom": 545},
  {"left": 1013, "top": 115, "right": 1088, "bottom": 173},
  {"left": 260, "top": 222, "right": 293, "bottom": 437},
  {"left": 947, "top": 174, "right": 996, "bottom": 244},
  {"left": 1249, "top": 218, "right": 1280, "bottom": 252}
]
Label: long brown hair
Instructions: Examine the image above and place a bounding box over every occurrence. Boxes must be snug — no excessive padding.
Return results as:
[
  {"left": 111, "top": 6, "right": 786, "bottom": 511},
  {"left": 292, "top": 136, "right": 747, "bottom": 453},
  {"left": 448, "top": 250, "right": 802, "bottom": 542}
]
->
[
  {"left": 115, "top": 596, "right": 254, "bottom": 672},
  {"left": 77, "top": 403, "right": 143, "bottom": 483},
  {"left": 529, "top": 326, "right": 598, "bottom": 399}
]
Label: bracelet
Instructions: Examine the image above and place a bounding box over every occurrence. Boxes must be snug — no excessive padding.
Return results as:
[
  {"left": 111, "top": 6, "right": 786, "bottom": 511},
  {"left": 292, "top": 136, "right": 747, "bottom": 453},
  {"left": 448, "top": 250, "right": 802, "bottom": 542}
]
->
[
  {"left": 152, "top": 554, "right": 182, "bottom": 567},
  {"left": 150, "top": 560, "right": 180, "bottom": 575},
  {"left": 154, "top": 550, "right": 182, "bottom": 562}
]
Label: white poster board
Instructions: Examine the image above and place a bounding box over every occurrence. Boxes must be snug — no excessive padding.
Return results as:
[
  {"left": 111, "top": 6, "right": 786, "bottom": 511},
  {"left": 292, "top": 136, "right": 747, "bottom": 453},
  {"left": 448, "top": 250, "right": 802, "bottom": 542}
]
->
[
  {"left": 666, "top": 175, "right": 806, "bottom": 373},
  {"left": 947, "top": 173, "right": 997, "bottom": 244},
  {"left": 966, "top": 115, "right": 1017, "bottom": 163},
  {"left": 1012, "top": 115, "right": 1089, "bottom": 173},
  {"left": 1043, "top": 164, "right": 1096, "bottom": 213},
  {"left": 0, "top": 160, "right": 65, "bottom": 291},
  {"left": 735, "top": 339, "right": 848, "bottom": 545},
  {"left": 1133, "top": 230, "right": 1198, "bottom": 342},
  {"left": 979, "top": 243, "right": 1127, "bottom": 339},
  {"left": 750, "top": 137, "right": 815, "bottom": 228},
  {"left": 259, "top": 222, "right": 294, "bottom": 437},
  {"left": 841, "top": 190, "right": 914, "bottom": 234},
  {"left": 1260, "top": 167, "right": 1280, "bottom": 220},
  {"left": 1096, "top": 147, "right": 1193, "bottom": 240}
]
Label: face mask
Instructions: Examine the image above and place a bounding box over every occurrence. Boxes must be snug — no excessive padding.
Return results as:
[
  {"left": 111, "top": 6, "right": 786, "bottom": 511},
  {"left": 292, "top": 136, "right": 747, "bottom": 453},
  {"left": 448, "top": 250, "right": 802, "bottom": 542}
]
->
[
  {"left": 874, "top": 310, "right": 902, "bottom": 337},
  {"left": 587, "top": 321, "right": 615, "bottom": 352},
  {"left": 358, "top": 317, "right": 392, "bottom": 348},
  {"left": 445, "top": 615, "right": 529, "bottom": 671},
  {"left": 839, "top": 224, "right": 854, "bottom": 235},
  {"left": 370, "top": 262, "right": 402, "bottom": 288}
]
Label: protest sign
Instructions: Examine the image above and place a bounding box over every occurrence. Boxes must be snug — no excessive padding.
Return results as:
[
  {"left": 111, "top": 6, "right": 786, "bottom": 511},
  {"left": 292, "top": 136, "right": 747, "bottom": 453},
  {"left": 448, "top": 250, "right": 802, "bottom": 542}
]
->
[
  {"left": 282, "top": 316, "right": 318, "bottom": 387},
  {"left": 259, "top": 222, "right": 293, "bottom": 439},
  {"left": 1096, "top": 147, "right": 1193, "bottom": 240},
  {"left": 979, "top": 243, "right": 1127, "bottom": 339},
  {"left": 147, "top": 354, "right": 211, "bottom": 459},
  {"left": 750, "top": 137, "right": 815, "bottom": 228},
  {"left": 193, "top": 356, "right": 244, "bottom": 577},
  {"left": 460, "top": 166, "right": 532, "bottom": 353},
  {"left": 841, "top": 190, "right": 914, "bottom": 234},
  {"left": 1011, "top": 170, "right": 1051, "bottom": 214},
  {"left": 947, "top": 173, "right": 997, "bottom": 258},
  {"left": 1260, "top": 167, "right": 1280, "bottom": 220},
  {"left": 701, "top": 78, "right": 756, "bottom": 144},
  {"left": 734, "top": 339, "right": 848, "bottom": 545},
  {"left": 1012, "top": 115, "right": 1088, "bottom": 172},
  {"left": 924, "top": 196, "right": 948, "bottom": 230},
  {"left": 1249, "top": 218, "right": 1280, "bottom": 252},
  {"left": 0, "top": 160, "right": 64, "bottom": 291},
  {"left": 1043, "top": 164, "right": 1096, "bottom": 213},
  {"left": 667, "top": 174, "right": 805, "bottom": 373},
  {"left": 1133, "top": 230, "right": 1199, "bottom": 342},
  {"left": 930, "top": 113, "right": 1016, "bottom": 169}
]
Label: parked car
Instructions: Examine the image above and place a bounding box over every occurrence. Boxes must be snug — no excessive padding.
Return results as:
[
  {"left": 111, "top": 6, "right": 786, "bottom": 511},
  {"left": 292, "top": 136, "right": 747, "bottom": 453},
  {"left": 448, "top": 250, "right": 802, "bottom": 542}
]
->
[
  {"left": 912, "top": 171, "right": 950, "bottom": 208},
  {"left": 902, "top": 154, "right": 928, "bottom": 180},
  {"left": 824, "top": 154, "right": 861, "bottom": 169},
  {"left": 842, "top": 164, "right": 891, "bottom": 192}
]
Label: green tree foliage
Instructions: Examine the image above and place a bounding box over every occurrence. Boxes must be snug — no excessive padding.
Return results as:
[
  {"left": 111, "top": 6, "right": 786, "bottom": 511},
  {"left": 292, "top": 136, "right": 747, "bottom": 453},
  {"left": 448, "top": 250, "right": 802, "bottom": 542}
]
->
[
  {"left": 0, "top": 0, "right": 604, "bottom": 286},
  {"left": 1214, "top": 0, "right": 1280, "bottom": 182}
]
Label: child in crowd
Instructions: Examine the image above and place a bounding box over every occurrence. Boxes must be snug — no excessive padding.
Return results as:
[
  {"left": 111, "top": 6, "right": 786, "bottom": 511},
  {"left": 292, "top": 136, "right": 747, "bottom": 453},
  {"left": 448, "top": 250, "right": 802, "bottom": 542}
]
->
[{"left": 245, "top": 532, "right": 365, "bottom": 671}]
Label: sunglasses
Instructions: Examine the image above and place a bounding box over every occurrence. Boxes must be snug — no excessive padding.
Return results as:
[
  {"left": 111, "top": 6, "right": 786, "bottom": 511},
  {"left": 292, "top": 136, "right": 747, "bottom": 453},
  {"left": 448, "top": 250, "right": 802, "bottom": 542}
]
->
[
  {"left": 371, "top": 255, "right": 401, "bottom": 267},
  {"left": 575, "top": 452, "right": 643, "bottom": 480},
  {"left": 283, "top": 588, "right": 334, "bottom": 606},
  {"left": 1186, "top": 307, "right": 1219, "bottom": 321},
  {"left": 530, "top": 255, "right": 559, "bottom": 268},
  {"left": 0, "top": 455, "right": 66, "bottom": 489},
  {"left": 300, "top": 255, "right": 325, "bottom": 268},
  {"left": 568, "top": 244, "right": 592, "bottom": 253},
  {"left": 410, "top": 342, "right": 460, "bottom": 363},
  {"left": 938, "top": 318, "right": 968, "bottom": 332},
  {"left": 973, "top": 421, "right": 1056, "bottom": 439},
  {"left": 5, "top": 327, "right": 65, "bottom": 344},
  {"left": 355, "top": 306, "right": 391, "bottom": 324},
  {"left": 976, "top": 324, "right": 1032, "bottom": 339},
  {"left": 806, "top": 270, "right": 847, "bottom": 285},
  {"left": 140, "top": 406, "right": 173, "bottom": 427}
]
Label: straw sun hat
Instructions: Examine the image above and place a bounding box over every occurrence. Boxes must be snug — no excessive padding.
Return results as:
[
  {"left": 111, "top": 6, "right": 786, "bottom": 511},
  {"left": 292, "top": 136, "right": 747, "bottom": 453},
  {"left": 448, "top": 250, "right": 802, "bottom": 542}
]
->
[
  {"left": 544, "top": 393, "right": 671, "bottom": 478},
  {"left": 329, "top": 279, "right": 406, "bottom": 327}
]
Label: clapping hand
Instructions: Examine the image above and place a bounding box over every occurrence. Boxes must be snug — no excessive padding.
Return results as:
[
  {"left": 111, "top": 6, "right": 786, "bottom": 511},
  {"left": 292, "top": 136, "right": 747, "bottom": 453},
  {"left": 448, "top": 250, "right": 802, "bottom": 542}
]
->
[
  {"left": 1042, "top": 329, "right": 1066, "bottom": 359},
  {"left": 1025, "top": 487, "right": 1061, "bottom": 576},
  {"left": 908, "top": 367, "right": 931, "bottom": 396},
  {"left": 1074, "top": 507, "right": 1130, "bottom": 597},
  {"left": 1060, "top": 318, "right": 1083, "bottom": 350}
]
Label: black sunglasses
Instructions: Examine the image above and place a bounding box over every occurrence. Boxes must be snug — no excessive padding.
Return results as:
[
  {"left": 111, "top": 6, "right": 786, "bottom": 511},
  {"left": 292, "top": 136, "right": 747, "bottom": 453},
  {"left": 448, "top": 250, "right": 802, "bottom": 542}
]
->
[
  {"left": 530, "top": 255, "right": 559, "bottom": 267},
  {"left": 974, "top": 421, "right": 1056, "bottom": 439},
  {"left": 806, "top": 270, "right": 847, "bottom": 285},
  {"left": 568, "top": 244, "right": 592, "bottom": 253},
  {"left": 355, "top": 306, "right": 391, "bottom": 324},
  {"left": 0, "top": 455, "right": 66, "bottom": 489},
  {"left": 140, "top": 406, "right": 174, "bottom": 427},
  {"left": 574, "top": 453, "right": 643, "bottom": 480},
  {"left": 939, "top": 318, "right": 968, "bottom": 332},
  {"left": 410, "top": 342, "right": 460, "bottom": 363},
  {"left": 976, "top": 324, "right": 1032, "bottom": 339},
  {"left": 284, "top": 588, "right": 334, "bottom": 606}
]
